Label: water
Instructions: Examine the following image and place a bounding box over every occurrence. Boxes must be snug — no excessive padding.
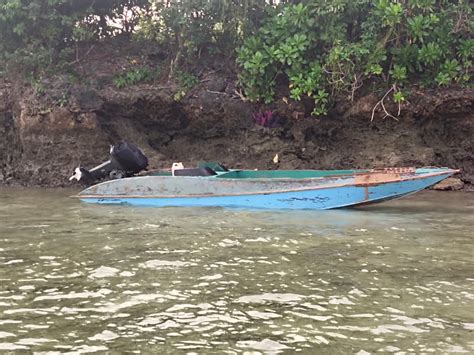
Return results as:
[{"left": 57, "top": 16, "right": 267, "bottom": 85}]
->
[{"left": 0, "top": 188, "right": 473, "bottom": 354}]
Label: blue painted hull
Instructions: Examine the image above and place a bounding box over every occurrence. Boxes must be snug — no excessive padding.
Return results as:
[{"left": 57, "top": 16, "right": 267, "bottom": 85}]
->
[{"left": 80, "top": 170, "right": 455, "bottom": 210}]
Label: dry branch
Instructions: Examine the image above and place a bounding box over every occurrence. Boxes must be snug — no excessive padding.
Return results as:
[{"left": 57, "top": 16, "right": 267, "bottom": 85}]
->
[{"left": 370, "top": 84, "right": 402, "bottom": 122}]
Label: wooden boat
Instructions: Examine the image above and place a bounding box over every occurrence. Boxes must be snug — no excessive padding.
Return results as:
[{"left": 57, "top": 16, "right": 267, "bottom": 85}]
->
[{"left": 75, "top": 167, "right": 459, "bottom": 210}]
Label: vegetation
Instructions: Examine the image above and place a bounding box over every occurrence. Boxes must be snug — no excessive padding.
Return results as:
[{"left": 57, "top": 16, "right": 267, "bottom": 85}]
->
[
  {"left": 0, "top": 0, "right": 472, "bottom": 116},
  {"left": 0, "top": 0, "right": 149, "bottom": 75},
  {"left": 136, "top": 0, "right": 269, "bottom": 73},
  {"left": 237, "top": 1, "right": 473, "bottom": 115},
  {"left": 113, "top": 66, "right": 156, "bottom": 88},
  {"left": 172, "top": 69, "right": 199, "bottom": 101}
]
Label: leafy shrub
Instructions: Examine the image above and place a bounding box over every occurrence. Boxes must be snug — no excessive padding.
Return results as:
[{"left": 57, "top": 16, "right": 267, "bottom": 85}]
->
[
  {"left": 237, "top": 0, "right": 473, "bottom": 116},
  {"left": 174, "top": 70, "right": 199, "bottom": 90},
  {"left": 1, "top": 0, "right": 471, "bottom": 117},
  {"left": 136, "top": 0, "right": 268, "bottom": 66},
  {"left": 172, "top": 70, "right": 199, "bottom": 101},
  {"left": 113, "top": 67, "right": 156, "bottom": 88},
  {"left": 0, "top": 0, "right": 149, "bottom": 74}
]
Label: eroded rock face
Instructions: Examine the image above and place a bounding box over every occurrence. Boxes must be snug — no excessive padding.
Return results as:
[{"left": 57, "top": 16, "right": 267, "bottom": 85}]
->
[
  {"left": 433, "top": 178, "right": 465, "bottom": 191},
  {"left": 0, "top": 78, "right": 473, "bottom": 188}
]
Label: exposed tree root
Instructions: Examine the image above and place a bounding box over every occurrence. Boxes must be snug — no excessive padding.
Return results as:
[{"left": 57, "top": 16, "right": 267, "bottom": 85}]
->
[{"left": 371, "top": 84, "right": 402, "bottom": 122}]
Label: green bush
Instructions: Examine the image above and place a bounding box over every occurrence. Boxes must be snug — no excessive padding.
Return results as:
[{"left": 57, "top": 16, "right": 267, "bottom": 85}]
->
[
  {"left": 113, "top": 67, "right": 156, "bottom": 88},
  {"left": 135, "top": 0, "right": 269, "bottom": 65},
  {"left": 172, "top": 70, "right": 199, "bottom": 101},
  {"left": 0, "top": 0, "right": 149, "bottom": 75},
  {"left": 237, "top": 0, "right": 473, "bottom": 116},
  {"left": 1, "top": 0, "right": 471, "bottom": 116}
]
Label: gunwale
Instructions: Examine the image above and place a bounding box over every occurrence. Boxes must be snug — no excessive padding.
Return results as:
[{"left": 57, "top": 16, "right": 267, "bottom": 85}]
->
[{"left": 76, "top": 168, "right": 458, "bottom": 200}]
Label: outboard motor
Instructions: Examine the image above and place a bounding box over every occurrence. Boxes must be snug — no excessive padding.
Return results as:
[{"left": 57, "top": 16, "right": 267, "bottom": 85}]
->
[
  {"left": 69, "top": 142, "right": 148, "bottom": 184},
  {"left": 110, "top": 142, "right": 148, "bottom": 175},
  {"left": 69, "top": 167, "right": 98, "bottom": 185}
]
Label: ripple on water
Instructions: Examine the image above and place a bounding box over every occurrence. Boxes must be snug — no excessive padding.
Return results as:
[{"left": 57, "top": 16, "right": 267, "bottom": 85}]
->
[
  {"left": 0, "top": 332, "right": 15, "bottom": 339},
  {"left": 236, "top": 293, "right": 306, "bottom": 304},
  {"left": 88, "top": 330, "right": 119, "bottom": 341},
  {"left": 89, "top": 266, "right": 120, "bottom": 278},
  {"left": 139, "top": 259, "right": 195, "bottom": 269},
  {"left": 0, "top": 189, "right": 473, "bottom": 353},
  {"left": 237, "top": 339, "right": 290, "bottom": 352}
]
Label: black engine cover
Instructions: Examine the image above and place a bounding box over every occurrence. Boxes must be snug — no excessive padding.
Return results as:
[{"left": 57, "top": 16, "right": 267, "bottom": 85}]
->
[{"left": 110, "top": 142, "right": 148, "bottom": 175}]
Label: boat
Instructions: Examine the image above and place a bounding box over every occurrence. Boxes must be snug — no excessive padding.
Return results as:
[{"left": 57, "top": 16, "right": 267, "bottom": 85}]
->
[
  {"left": 73, "top": 163, "right": 458, "bottom": 210},
  {"left": 69, "top": 142, "right": 458, "bottom": 209}
]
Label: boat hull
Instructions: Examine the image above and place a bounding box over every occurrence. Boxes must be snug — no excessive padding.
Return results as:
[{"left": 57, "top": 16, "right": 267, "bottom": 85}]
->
[{"left": 77, "top": 168, "right": 457, "bottom": 210}]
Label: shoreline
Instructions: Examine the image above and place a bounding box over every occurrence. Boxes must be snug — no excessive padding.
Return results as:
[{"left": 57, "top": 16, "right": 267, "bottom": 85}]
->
[{"left": 1, "top": 70, "right": 473, "bottom": 190}]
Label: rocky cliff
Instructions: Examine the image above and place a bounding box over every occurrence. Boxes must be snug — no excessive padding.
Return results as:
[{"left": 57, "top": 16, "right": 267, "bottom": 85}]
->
[{"left": 1, "top": 69, "right": 473, "bottom": 188}]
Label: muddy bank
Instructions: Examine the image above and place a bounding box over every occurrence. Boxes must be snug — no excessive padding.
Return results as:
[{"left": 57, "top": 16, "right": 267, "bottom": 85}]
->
[{"left": 0, "top": 59, "right": 473, "bottom": 188}]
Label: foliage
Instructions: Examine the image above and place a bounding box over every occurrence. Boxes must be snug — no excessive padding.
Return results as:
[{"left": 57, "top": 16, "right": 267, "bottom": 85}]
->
[
  {"left": 237, "top": 0, "right": 473, "bottom": 116},
  {"left": 0, "top": 0, "right": 149, "bottom": 74},
  {"left": 253, "top": 110, "right": 283, "bottom": 128},
  {"left": 113, "top": 66, "right": 156, "bottom": 88},
  {"left": 1, "top": 0, "right": 472, "bottom": 118},
  {"left": 172, "top": 69, "right": 199, "bottom": 101},
  {"left": 55, "top": 92, "right": 70, "bottom": 107},
  {"left": 174, "top": 70, "right": 199, "bottom": 89},
  {"left": 136, "top": 0, "right": 269, "bottom": 63},
  {"left": 0, "top": 0, "right": 267, "bottom": 77}
]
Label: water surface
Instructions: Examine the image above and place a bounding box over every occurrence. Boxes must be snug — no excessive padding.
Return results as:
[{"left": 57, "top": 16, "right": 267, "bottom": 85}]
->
[{"left": 0, "top": 188, "right": 473, "bottom": 353}]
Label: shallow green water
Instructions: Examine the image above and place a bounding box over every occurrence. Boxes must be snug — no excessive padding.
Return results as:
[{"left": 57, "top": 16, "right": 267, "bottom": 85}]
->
[{"left": 0, "top": 188, "right": 473, "bottom": 354}]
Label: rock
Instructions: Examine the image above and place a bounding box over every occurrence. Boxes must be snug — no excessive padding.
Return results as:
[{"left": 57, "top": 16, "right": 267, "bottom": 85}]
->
[
  {"left": 460, "top": 171, "right": 474, "bottom": 184},
  {"left": 206, "top": 77, "right": 227, "bottom": 92},
  {"left": 432, "top": 177, "right": 464, "bottom": 191},
  {"left": 70, "top": 88, "right": 103, "bottom": 112},
  {"left": 343, "top": 93, "right": 378, "bottom": 119},
  {"left": 1, "top": 58, "right": 474, "bottom": 188},
  {"left": 0, "top": 86, "right": 11, "bottom": 112}
]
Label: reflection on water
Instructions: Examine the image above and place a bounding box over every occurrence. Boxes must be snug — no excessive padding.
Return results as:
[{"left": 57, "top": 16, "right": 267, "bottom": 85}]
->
[{"left": 0, "top": 188, "right": 473, "bottom": 353}]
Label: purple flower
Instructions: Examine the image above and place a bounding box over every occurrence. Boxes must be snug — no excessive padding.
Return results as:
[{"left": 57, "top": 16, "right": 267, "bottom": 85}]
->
[{"left": 253, "top": 110, "right": 281, "bottom": 128}]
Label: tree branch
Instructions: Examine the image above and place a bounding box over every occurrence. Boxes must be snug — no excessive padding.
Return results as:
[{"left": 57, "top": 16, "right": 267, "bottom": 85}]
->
[{"left": 371, "top": 84, "right": 400, "bottom": 122}]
